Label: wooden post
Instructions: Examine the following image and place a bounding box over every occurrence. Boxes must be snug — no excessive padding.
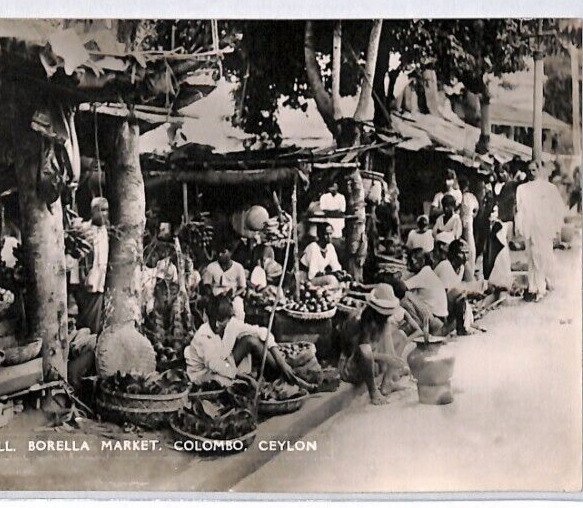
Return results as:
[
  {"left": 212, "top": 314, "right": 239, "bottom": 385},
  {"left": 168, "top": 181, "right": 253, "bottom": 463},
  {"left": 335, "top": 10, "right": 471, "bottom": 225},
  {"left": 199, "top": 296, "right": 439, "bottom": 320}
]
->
[
  {"left": 292, "top": 173, "right": 300, "bottom": 300},
  {"left": 332, "top": 20, "right": 342, "bottom": 120},
  {"left": 532, "top": 20, "right": 545, "bottom": 163},
  {"left": 105, "top": 117, "right": 146, "bottom": 326}
]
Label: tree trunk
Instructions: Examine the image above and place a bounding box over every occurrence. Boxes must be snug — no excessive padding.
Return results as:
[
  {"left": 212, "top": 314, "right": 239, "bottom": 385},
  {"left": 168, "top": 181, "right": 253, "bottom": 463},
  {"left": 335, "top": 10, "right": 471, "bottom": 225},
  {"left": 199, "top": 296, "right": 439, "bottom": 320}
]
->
[
  {"left": 304, "top": 21, "right": 337, "bottom": 136},
  {"left": 475, "top": 87, "right": 491, "bottom": 154},
  {"left": 105, "top": 119, "right": 145, "bottom": 326},
  {"left": 372, "top": 24, "right": 391, "bottom": 128},
  {"left": 421, "top": 69, "right": 440, "bottom": 115},
  {"left": 332, "top": 21, "right": 342, "bottom": 120},
  {"left": 14, "top": 132, "right": 69, "bottom": 381},
  {"left": 570, "top": 44, "right": 581, "bottom": 156},
  {"left": 354, "top": 20, "right": 383, "bottom": 122}
]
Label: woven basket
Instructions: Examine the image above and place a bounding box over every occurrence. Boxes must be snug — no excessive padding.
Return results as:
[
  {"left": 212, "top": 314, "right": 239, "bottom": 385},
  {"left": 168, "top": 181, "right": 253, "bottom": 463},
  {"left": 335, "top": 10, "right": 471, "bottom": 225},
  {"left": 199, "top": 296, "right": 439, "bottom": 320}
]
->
[
  {"left": 284, "top": 307, "right": 336, "bottom": 321},
  {"left": 96, "top": 385, "right": 189, "bottom": 429},
  {"left": 337, "top": 302, "right": 364, "bottom": 314},
  {"left": 0, "top": 338, "right": 42, "bottom": 367},
  {"left": 188, "top": 388, "right": 224, "bottom": 402},
  {"left": 258, "top": 392, "right": 309, "bottom": 416},
  {"left": 169, "top": 417, "right": 257, "bottom": 454}
]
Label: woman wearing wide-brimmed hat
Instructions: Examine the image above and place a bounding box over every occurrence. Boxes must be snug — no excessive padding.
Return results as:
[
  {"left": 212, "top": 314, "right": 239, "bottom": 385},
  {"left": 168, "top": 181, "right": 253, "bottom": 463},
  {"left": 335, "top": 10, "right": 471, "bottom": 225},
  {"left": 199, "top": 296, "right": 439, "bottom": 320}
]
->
[{"left": 337, "top": 284, "right": 423, "bottom": 405}]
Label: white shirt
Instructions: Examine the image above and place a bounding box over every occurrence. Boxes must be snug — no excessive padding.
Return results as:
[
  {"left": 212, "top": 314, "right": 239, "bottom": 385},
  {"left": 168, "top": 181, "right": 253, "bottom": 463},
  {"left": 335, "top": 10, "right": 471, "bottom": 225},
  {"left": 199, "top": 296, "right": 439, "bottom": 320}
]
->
[
  {"left": 0, "top": 236, "right": 18, "bottom": 268},
  {"left": 433, "top": 213, "right": 463, "bottom": 240},
  {"left": 85, "top": 225, "right": 108, "bottom": 293},
  {"left": 461, "top": 192, "right": 479, "bottom": 233},
  {"left": 405, "top": 265, "right": 448, "bottom": 318},
  {"left": 202, "top": 260, "right": 246, "bottom": 296},
  {"left": 184, "top": 319, "right": 276, "bottom": 386},
  {"left": 300, "top": 242, "right": 341, "bottom": 280},
  {"left": 432, "top": 188, "right": 463, "bottom": 208},
  {"left": 434, "top": 260, "right": 464, "bottom": 290},
  {"left": 406, "top": 230, "right": 434, "bottom": 253},
  {"left": 319, "top": 192, "right": 346, "bottom": 238}
]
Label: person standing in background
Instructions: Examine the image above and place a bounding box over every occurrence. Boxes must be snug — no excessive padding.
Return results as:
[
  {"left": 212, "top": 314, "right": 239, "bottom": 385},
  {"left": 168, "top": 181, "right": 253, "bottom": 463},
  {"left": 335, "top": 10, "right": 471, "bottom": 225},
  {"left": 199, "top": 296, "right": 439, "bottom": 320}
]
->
[
  {"left": 75, "top": 197, "right": 109, "bottom": 334},
  {"left": 319, "top": 181, "right": 346, "bottom": 239},
  {"left": 515, "top": 162, "right": 566, "bottom": 302},
  {"left": 459, "top": 176, "right": 479, "bottom": 281}
]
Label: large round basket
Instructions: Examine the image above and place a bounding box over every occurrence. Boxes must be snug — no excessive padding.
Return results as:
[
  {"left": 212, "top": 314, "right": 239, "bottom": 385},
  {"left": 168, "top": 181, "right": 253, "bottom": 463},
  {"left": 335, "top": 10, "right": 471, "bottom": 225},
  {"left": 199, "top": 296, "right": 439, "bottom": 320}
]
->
[
  {"left": 188, "top": 388, "right": 224, "bottom": 402},
  {"left": 169, "top": 417, "right": 257, "bottom": 454},
  {"left": 96, "top": 385, "right": 189, "bottom": 429},
  {"left": 258, "top": 392, "right": 309, "bottom": 416},
  {"left": 0, "top": 338, "right": 42, "bottom": 366},
  {"left": 337, "top": 302, "right": 364, "bottom": 314},
  {"left": 283, "top": 307, "right": 336, "bottom": 321}
]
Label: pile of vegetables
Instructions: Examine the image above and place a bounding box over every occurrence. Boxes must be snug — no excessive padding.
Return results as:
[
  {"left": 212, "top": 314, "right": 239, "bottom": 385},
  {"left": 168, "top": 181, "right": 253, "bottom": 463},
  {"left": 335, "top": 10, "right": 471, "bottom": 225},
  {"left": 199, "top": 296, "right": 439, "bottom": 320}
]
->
[
  {"left": 101, "top": 369, "right": 190, "bottom": 395},
  {"left": 285, "top": 282, "right": 335, "bottom": 314},
  {"left": 191, "top": 380, "right": 224, "bottom": 393},
  {"left": 259, "top": 378, "right": 306, "bottom": 402},
  {"left": 261, "top": 212, "right": 292, "bottom": 248},
  {"left": 150, "top": 335, "right": 187, "bottom": 368},
  {"left": 176, "top": 380, "right": 257, "bottom": 440},
  {"left": 339, "top": 295, "right": 365, "bottom": 309},
  {"left": 276, "top": 342, "right": 322, "bottom": 386}
]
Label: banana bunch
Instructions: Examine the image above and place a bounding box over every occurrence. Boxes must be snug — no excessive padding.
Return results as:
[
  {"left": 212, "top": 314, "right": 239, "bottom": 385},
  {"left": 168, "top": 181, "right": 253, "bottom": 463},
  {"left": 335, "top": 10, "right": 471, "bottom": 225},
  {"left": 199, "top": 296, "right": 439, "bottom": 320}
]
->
[{"left": 64, "top": 208, "right": 93, "bottom": 259}]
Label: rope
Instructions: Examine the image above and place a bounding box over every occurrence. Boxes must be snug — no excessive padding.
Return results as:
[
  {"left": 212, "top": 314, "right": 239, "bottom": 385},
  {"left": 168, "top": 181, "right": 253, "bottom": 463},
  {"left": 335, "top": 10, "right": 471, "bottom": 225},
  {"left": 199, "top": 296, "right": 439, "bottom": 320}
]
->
[
  {"left": 93, "top": 105, "right": 103, "bottom": 198},
  {"left": 253, "top": 204, "right": 294, "bottom": 411}
]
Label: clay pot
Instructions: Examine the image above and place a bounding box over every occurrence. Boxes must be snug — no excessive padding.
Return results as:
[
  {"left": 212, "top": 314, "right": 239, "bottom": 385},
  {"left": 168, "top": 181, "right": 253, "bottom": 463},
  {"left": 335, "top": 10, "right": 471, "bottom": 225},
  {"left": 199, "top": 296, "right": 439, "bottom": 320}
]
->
[{"left": 407, "top": 338, "right": 455, "bottom": 405}]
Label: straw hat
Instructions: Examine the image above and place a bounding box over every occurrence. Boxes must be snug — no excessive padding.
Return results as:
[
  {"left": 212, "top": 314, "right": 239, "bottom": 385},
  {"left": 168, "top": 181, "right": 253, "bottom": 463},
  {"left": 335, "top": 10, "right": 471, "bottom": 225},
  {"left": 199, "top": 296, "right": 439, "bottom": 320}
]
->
[{"left": 366, "top": 283, "right": 400, "bottom": 315}]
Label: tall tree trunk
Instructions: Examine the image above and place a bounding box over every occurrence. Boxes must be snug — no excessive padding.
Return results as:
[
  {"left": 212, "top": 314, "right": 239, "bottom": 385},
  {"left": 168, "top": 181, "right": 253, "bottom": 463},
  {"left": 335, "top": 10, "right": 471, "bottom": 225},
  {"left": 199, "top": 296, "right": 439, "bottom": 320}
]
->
[
  {"left": 105, "top": 118, "right": 145, "bottom": 326},
  {"left": 304, "top": 21, "right": 337, "bottom": 136},
  {"left": 570, "top": 44, "right": 581, "bottom": 156},
  {"left": 421, "top": 69, "right": 440, "bottom": 115},
  {"left": 332, "top": 21, "right": 342, "bottom": 121},
  {"left": 354, "top": 20, "right": 383, "bottom": 122},
  {"left": 475, "top": 86, "right": 491, "bottom": 154},
  {"left": 372, "top": 24, "right": 391, "bottom": 128},
  {"left": 14, "top": 128, "right": 69, "bottom": 381}
]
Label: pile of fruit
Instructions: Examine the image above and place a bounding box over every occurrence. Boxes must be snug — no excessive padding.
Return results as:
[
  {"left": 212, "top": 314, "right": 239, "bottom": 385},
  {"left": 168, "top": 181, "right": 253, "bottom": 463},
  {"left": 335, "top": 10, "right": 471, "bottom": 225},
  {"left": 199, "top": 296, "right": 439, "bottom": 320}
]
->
[
  {"left": 334, "top": 269, "right": 353, "bottom": 283},
  {"left": 150, "top": 336, "right": 187, "bottom": 368},
  {"left": 176, "top": 380, "right": 257, "bottom": 440},
  {"left": 285, "top": 282, "right": 335, "bottom": 314},
  {"left": 101, "top": 369, "right": 190, "bottom": 396},
  {"left": 348, "top": 281, "right": 373, "bottom": 294},
  {"left": 339, "top": 295, "right": 365, "bottom": 310},
  {"left": 259, "top": 378, "right": 306, "bottom": 402},
  {"left": 177, "top": 221, "right": 214, "bottom": 255}
]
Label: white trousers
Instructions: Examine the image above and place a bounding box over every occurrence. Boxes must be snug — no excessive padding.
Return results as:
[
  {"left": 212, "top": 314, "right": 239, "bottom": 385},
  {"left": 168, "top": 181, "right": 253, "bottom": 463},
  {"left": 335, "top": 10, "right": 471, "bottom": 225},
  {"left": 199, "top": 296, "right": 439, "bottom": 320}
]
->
[{"left": 525, "top": 236, "right": 554, "bottom": 296}]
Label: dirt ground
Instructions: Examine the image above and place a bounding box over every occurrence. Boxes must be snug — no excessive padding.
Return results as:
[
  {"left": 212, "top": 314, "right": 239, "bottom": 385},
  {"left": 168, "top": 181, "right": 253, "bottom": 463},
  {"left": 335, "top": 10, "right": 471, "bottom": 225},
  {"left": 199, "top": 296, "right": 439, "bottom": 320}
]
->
[{"left": 235, "top": 235, "right": 583, "bottom": 493}]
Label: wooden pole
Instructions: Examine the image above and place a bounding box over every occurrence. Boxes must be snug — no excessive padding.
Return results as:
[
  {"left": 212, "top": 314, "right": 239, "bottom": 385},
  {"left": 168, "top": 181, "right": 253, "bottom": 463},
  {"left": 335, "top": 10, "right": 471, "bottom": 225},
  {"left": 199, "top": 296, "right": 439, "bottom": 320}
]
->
[
  {"left": 292, "top": 173, "right": 300, "bottom": 300},
  {"left": 532, "top": 20, "right": 545, "bottom": 163},
  {"left": 182, "top": 182, "right": 189, "bottom": 223},
  {"left": 332, "top": 20, "right": 342, "bottom": 120}
]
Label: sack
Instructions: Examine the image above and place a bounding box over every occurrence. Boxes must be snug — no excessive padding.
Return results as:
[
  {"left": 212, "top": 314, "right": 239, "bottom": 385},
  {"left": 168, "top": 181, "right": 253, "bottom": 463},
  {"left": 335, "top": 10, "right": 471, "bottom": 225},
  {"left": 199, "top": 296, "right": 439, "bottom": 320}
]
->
[{"left": 95, "top": 322, "right": 156, "bottom": 379}]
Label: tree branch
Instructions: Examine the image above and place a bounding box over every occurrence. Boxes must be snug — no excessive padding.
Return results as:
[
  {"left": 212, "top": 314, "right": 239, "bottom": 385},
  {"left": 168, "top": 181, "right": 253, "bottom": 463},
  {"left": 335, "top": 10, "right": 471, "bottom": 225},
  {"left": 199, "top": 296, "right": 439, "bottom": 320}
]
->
[{"left": 354, "top": 19, "right": 383, "bottom": 122}]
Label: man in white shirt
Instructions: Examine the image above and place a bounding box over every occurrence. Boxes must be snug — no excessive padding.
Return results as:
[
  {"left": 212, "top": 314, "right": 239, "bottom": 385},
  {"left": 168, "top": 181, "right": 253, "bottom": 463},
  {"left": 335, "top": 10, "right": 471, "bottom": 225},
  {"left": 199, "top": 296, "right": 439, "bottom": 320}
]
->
[
  {"left": 405, "top": 215, "right": 434, "bottom": 253},
  {"left": 300, "top": 222, "right": 342, "bottom": 285},
  {"left": 184, "top": 296, "right": 311, "bottom": 389},
  {"left": 404, "top": 248, "right": 448, "bottom": 320},
  {"left": 202, "top": 239, "right": 247, "bottom": 320},
  {"left": 319, "top": 182, "right": 346, "bottom": 239},
  {"left": 76, "top": 197, "right": 109, "bottom": 334},
  {"left": 515, "top": 161, "right": 566, "bottom": 301}
]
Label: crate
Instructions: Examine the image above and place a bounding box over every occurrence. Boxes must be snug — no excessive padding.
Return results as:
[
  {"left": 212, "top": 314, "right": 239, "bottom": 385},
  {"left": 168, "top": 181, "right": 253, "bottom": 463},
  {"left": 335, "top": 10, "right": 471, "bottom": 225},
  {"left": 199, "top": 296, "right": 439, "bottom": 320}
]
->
[{"left": 0, "top": 357, "right": 43, "bottom": 396}]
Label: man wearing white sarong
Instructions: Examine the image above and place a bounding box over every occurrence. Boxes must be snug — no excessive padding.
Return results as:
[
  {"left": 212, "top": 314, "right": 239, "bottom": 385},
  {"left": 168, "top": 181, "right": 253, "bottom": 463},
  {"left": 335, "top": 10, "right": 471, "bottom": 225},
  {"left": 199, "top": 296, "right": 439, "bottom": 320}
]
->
[{"left": 515, "top": 162, "right": 566, "bottom": 301}]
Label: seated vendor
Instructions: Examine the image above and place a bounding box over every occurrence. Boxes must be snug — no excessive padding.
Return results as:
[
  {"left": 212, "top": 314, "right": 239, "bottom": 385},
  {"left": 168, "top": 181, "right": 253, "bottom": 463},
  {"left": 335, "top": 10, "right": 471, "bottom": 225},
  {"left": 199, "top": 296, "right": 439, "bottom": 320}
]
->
[
  {"left": 337, "top": 284, "right": 414, "bottom": 406},
  {"left": 405, "top": 215, "right": 434, "bottom": 254},
  {"left": 202, "top": 239, "right": 247, "bottom": 320},
  {"left": 300, "top": 222, "right": 342, "bottom": 286},
  {"left": 434, "top": 239, "right": 485, "bottom": 335},
  {"left": 184, "top": 296, "right": 312, "bottom": 389},
  {"left": 433, "top": 194, "right": 462, "bottom": 240}
]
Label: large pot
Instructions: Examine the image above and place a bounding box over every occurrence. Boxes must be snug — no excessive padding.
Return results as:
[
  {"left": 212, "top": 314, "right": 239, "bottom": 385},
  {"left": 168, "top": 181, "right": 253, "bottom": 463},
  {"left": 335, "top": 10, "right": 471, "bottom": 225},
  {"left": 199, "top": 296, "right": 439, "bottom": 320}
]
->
[{"left": 407, "top": 338, "right": 455, "bottom": 405}]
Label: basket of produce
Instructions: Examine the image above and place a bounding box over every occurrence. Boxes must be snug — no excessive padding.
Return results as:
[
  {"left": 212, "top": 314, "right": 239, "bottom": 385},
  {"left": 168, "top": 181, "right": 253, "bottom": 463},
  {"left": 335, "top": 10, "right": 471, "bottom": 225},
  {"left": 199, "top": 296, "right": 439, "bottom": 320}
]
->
[
  {"left": 337, "top": 295, "right": 365, "bottom": 314},
  {"left": 188, "top": 380, "right": 225, "bottom": 401},
  {"left": 0, "top": 337, "right": 42, "bottom": 367},
  {"left": 96, "top": 369, "right": 190, "bottom": 429},
  {"left": 258, "top": 379, "right": 309, "bottom": 416},
  {"left": 171, "top": 381, "right": 258, "bottom": 454},
  {"left": 276, "top": 342, "right": 322, "bottom": 386},
  {"left": 150, "top": 336, "right": 187, "bottom": 371},
  {"left": 283, "top": 282, "right": 336, "bottom": 320}
]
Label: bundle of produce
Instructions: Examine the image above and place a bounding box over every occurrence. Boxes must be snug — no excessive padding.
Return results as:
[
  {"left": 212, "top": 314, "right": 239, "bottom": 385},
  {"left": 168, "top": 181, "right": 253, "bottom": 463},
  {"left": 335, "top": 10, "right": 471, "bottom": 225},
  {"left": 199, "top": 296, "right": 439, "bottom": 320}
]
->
[
  {"left": 172, "top": 391, "right": 257, "bottom": 447},
  {"left": 261, "top": 213, "right": 292, "bottom": 248},
  {"left": 63, "top": 208, "right": 93, "bottom": 259},
  {"left": 317, "top": 367, "right": 341, "bottom": 393},
  {"left": 284, "top": 282, "right": 336, "bottom": 319},
  {"left": 177, "top": 221, "right": 214, "bottom": 256},
  {"left": 150, "top": 335, "right": 187, "bottom": 370},
  {"left": 276, "top": 342, "right": 322, "bottom": 386},
  {"left": 334, "top": 269, "right": 353, "bottom": 283},
  {"left": 101, "top": 369, "right": 190, "bottom": 396}
]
